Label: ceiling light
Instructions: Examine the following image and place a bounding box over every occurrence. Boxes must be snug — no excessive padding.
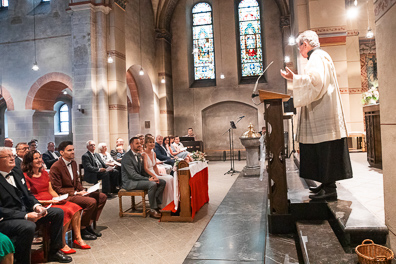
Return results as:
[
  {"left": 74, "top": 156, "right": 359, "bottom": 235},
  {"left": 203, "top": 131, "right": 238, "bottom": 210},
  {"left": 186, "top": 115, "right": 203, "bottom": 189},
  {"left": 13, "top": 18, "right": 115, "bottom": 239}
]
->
[
  {"left": 139, "top": 68, "right": 144, "bottom": 75},
  {"left": 347, "top": 7, "right": 358, "bottom": 19},
  {"left": 366, "top": 27, "right": 374, "bottom": 38},
  {"left": 161, "top": 77, "right": 166, "bottom": 83},
  {"left": 288, "top": 36, "right": 296, "bottom": 46},
  {"left": 284, "top": 56, "right": 290, "bottom": 63},
  {"left": 107, "top": 54, "right": 114, "bottom": 63},
  {"left": 63, "top": 90, "right": 67, "bottom": 95},
  {"left": 220, "top": 74, "right": 225, "bottom": 79},
  {"left": 32, "top": 62, "right": 39, "bottom": 71}
]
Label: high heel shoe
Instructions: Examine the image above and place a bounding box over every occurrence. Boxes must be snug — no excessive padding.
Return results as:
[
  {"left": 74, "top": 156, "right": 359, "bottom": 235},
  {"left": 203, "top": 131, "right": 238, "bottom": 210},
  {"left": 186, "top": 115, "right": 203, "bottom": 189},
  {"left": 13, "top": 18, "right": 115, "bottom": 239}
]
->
[
  {"left": 73, "top": 240, "right": 91, "bottom": 249},
  {"left": 60, "top": 248, "right": 76, "bottom": 254}
]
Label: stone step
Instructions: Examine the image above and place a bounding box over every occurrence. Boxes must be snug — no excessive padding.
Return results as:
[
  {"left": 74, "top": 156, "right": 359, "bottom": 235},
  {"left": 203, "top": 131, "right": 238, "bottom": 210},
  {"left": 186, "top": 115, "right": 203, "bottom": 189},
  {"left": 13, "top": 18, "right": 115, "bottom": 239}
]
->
[{"left": 296, "top": 220, "right": 357, "bottom": 264}]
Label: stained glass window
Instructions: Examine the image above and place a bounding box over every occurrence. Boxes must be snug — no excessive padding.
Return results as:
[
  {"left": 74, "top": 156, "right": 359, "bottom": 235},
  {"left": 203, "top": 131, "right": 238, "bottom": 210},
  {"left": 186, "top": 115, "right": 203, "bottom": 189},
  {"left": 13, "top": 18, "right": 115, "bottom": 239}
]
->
[
  {"left": 192, "top": 3, "right": 215, "bottom": 80},
  {"left": 1, "top": 0, "right": 9, "bottom": 7},
  {"left": 59, "top": 104, "right": 69, "bottom": 133},
  {"left": 238, "top": 0, "right": 263, "bottom": 77}
]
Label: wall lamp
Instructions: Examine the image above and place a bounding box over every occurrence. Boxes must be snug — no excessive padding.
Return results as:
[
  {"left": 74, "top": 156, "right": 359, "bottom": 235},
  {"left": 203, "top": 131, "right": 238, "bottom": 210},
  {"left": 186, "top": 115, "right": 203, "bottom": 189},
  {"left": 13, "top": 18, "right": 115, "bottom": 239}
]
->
[{"left": 77, "top": 104, "right": 85, "bottom": 114}]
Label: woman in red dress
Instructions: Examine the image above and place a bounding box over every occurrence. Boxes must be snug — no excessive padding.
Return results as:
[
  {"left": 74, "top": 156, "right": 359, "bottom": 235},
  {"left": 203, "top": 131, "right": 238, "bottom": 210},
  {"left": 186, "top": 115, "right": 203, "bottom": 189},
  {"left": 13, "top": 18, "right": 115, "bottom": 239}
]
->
[{"left": 22, "top": 150, "right": 90, "bottom": 254}]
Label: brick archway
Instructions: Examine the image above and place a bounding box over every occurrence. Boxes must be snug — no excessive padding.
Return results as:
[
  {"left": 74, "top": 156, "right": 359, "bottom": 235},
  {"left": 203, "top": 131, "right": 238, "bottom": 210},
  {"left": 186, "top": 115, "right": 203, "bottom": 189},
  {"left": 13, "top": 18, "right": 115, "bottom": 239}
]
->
[
  {"left": 0, "top": 86, "right": 15, "bottom": 111},
  {"left": 25, "top": 72, "right": 73, "bottom": 110}
]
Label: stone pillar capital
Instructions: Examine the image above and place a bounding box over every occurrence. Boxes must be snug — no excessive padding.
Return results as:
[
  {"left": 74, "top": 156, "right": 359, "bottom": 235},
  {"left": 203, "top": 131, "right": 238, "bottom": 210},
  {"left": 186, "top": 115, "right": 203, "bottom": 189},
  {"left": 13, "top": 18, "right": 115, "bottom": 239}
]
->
[
  {"left": 280, "top": 15, "right": 290, "bottom": 29},
  {"left": 155, "top": 29, "right": 172, "bottom": 43}
]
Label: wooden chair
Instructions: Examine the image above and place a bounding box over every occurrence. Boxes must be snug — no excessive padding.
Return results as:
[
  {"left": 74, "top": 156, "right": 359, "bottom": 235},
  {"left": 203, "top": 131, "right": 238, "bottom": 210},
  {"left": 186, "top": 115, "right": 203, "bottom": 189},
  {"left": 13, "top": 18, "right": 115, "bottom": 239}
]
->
[
  {"left": 118, "top": 189, "right": 148, "bottom": 217},
  {"left": 78, "top": 164, "right": 84, "bottom": 184}
]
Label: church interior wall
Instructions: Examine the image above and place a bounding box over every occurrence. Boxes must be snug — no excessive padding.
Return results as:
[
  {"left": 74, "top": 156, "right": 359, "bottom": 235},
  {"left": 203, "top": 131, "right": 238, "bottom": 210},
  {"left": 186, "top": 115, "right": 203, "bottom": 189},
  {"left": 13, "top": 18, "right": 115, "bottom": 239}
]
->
[
  {"left": 375, "top": 2, "right": 396, "bottom": 250},
  {"left": 171, "top": 0, "right": 285, "bottom": 157}
]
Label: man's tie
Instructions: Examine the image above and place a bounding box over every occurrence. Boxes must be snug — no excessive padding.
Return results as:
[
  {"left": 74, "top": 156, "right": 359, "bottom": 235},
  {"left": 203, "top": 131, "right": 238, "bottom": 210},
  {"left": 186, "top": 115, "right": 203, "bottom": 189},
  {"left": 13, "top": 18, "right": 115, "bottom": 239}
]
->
[
  {"left": 5, "top": 172, "right": 13, "bottom": 179},
  {"left": 67, "top": 162, "right": 72, "bottom": 167}
]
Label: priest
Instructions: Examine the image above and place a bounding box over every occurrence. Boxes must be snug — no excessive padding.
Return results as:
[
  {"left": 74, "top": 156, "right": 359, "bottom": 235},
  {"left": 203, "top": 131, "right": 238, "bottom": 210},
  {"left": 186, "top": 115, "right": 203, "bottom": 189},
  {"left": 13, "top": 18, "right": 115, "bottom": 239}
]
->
[{"left": 280, "top": 30, "right": 353, "bottom": 200}]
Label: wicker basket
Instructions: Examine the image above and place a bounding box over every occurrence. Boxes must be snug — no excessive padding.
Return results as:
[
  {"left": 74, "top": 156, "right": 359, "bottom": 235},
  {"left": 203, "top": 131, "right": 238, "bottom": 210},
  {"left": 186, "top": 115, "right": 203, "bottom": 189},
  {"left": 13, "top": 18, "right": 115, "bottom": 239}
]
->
[{"left": 356, "top": 239, "right": 394, "bottom": 264}]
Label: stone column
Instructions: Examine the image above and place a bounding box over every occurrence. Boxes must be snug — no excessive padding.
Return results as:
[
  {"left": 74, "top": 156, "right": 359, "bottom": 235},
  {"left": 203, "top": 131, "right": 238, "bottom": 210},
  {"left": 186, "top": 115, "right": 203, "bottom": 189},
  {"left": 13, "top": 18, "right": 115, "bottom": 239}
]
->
[
  {"left": 108, "top": 4, "right": 128, "bottom": 149},
  {"left": 156, "top": 29, "right": 174, "bottom": 136},
  {"left": 69, "top": 2, "right": 109, "bottom": 162},
  {"left": 374, "top": 0, "right": 396, "bottom": 251}
]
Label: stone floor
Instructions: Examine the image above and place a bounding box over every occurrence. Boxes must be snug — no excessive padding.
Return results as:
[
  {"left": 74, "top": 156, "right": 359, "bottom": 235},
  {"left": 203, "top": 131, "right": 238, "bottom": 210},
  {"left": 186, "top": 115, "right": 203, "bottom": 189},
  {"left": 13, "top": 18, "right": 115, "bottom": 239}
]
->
[{"left": 43, "top": 152, "right": 383, "bottom": 264}]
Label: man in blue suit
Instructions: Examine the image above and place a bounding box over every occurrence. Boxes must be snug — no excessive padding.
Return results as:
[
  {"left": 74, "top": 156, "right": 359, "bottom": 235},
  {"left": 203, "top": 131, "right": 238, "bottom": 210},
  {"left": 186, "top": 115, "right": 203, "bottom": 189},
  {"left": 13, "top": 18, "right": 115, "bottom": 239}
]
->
[{"left": 154, "top": 135, "right": 175, "bottom": 167}]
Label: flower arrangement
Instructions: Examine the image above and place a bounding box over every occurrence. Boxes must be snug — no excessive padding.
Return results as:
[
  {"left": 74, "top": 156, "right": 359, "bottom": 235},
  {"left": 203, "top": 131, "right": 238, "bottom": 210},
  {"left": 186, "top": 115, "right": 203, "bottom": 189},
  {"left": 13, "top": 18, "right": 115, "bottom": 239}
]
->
[
  {"left": 191, "top": 151, "right": 207, "bottom": 162},
  {"left": 362, "top": 87, "right": 379, "bottom": 105}
]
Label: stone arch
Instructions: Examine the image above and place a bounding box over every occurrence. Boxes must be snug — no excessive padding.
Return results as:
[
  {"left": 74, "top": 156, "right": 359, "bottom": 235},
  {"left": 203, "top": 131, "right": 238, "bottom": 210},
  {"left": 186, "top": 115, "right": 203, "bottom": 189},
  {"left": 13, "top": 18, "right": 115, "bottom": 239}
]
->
[
  {"left": 25, "top": 72, "right": 73, "bottom": 111},
  {"left": 126, "top": 69, "right": 140, "bottom": 113},
  {"left": 0, "top": 85, "right": 15, "bottom": 111},
  {"left": 201, "top": 100, "right": 259, "bottom": 159}
]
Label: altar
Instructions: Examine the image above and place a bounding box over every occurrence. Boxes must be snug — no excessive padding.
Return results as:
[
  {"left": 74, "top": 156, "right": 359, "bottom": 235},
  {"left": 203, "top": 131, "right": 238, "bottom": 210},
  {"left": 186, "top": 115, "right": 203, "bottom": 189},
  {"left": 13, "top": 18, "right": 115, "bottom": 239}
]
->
[{"left": 160, "top": 161, "right": 209, "bottom": 222}]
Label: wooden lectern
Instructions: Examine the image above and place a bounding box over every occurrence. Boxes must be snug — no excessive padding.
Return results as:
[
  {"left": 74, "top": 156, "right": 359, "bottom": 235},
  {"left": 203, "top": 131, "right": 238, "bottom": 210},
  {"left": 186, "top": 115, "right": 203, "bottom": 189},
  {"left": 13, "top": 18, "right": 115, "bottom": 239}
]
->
[{"left": 259, "top": 90, "right": 291, "bottom": 233}]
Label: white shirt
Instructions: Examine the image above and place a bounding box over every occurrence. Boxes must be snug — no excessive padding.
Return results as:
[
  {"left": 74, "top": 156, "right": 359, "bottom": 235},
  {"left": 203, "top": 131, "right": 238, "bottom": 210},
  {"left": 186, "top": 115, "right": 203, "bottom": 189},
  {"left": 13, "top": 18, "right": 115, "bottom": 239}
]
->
[
  {"left": 62, "top": 157, "right": 74, "bottom": 180},
  {"left": 50, "top": 151, "right": 58, "bottom": 160},
  {"left": 0, "top": 170, "right": 17, "bottom": 188}
]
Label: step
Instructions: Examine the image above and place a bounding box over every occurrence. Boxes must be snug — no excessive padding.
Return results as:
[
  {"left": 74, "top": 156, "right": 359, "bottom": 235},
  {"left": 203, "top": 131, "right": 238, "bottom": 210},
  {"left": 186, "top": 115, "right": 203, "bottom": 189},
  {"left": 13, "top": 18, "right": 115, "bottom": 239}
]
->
[{"left": 297, "top": 220, "right": 357, "bottom": 264}]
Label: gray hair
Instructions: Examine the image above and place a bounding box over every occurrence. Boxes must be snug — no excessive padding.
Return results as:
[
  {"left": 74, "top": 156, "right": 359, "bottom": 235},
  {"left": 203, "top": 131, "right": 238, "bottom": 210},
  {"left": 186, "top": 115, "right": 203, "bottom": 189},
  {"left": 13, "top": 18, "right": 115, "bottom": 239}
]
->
[
  {"left": 97, "top": 143, "right": 106, "bottom": 151},
  {"left": 0, "top": 147, "right": 11, "bottom": 153},
  {"left": 296, "top": 30, "right": 320, "bottom": 48},
  {"left": 86, "top": 140, "right": 94, "bottom": 148}
]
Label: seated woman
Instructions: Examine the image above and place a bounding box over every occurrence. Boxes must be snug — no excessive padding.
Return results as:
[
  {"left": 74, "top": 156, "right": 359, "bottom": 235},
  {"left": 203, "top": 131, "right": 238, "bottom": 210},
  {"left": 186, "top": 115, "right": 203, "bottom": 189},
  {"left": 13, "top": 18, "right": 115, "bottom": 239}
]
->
[
  {"left": 0, "top": 233, "right": 14, "bottom": 264},
  {"left": 142, "top": 137, "right": 174, "bottom": 208},
  {"left": 172, "top": 136, "right": 193, "bottom": 162},
  {"left": 167, "top": 136, "right": 192, "bottom": 162},
  {"left": 22, "top": 151, "right": 91, "bottom": 254}
]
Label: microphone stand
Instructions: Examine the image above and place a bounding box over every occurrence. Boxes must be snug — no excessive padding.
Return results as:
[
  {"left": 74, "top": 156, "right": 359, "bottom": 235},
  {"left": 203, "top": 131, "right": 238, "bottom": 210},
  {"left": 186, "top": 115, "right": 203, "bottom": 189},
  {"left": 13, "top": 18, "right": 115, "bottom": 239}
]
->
[{"left": 223, "top": 116, "right": 244, "bottom": 175}]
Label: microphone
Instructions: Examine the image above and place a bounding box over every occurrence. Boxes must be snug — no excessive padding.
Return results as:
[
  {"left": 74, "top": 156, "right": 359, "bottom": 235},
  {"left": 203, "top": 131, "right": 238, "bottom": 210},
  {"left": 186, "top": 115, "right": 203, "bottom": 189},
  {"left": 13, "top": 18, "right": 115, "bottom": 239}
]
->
[
  {"left": 239, "top": 116, "right": 245, "bottom": 119},
  {"left": 252, "top": 61, "right": 274, "bottom": 97}
]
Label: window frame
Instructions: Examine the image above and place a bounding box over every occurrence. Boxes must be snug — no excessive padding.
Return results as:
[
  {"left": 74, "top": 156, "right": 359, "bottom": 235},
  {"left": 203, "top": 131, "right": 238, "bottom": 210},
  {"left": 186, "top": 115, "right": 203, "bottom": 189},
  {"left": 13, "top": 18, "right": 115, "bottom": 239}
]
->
[
  {"left": 0, "top": 0, "right": 9, "bottom": 8},
  {"left": 59, "top": 103, "right": 69, "bottom": 134},
  {"left": 190, "top": 1, "right": 217, "bottom": 88},
  {"left": 235, "top": 0, "right": 267, "bottom": 84}
]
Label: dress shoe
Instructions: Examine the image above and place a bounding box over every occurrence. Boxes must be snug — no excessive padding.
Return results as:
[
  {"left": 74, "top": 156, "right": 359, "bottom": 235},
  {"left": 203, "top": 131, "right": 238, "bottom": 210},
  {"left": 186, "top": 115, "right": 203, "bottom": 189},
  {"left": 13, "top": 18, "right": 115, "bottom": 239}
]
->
[
  {"left": 60, "top": 248, "right": 76, "bottom": 254},
  {"left": 48, "top": 250, "right": 73, "bottom": 263},
  {"left": 86, "top": 225, "right": 102, "bottom": 237},
  {"left": 309, "top": 184, "right": 323, "bottom": 193},
  {"left": 105, "top": 193, "right": 115, "bottom": 198},
  {"left": 81, "top": 228, "right": 97, "bottom": 240},
  {"left": 309, "top": 189, "right": 337, "bottom": 201},
  {"left": 73, "top": 240, "right": 91, "bottom": 249},
  {"left": 149, "top": 209, "right": 161, "bottom": 219}
]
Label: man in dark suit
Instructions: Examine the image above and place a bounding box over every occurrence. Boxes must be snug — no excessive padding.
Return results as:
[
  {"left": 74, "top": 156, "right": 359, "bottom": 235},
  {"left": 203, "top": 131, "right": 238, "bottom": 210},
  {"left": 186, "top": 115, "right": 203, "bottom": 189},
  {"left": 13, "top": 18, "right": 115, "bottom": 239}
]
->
[
  {"left": 82, "top": 140, "right": 118, "bottom": 197},
  {"left": 110, "top": 137, "right": 126, "bottom": 162},
  {"left": 0, "top": 147, "right": 72, "bottom": 263},
  {"left": 14, "top": 142, "right": 29, "bottom": 169},
  {"left": 42, "top": 141, "right": 60, "bottom": 169},
  {"left": 154, "top": 135, "right": 175, "bottom": 166},
  {"left": 121, "top": 137, "right": 166, "bottom": 219},
  {"left": 50, "top": 141, "right": 107, "bottom": 240}
]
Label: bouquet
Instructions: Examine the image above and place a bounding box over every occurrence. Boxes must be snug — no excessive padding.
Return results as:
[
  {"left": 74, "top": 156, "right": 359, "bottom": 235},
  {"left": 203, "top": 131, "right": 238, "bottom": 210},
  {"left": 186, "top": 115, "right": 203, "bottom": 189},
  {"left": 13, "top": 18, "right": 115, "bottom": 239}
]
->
[
  {"left": 191, "top": 151, "right": 206, "bottom": 162},
  {"left": 362, "top": 87, "right": 379, "bottom": 105}
]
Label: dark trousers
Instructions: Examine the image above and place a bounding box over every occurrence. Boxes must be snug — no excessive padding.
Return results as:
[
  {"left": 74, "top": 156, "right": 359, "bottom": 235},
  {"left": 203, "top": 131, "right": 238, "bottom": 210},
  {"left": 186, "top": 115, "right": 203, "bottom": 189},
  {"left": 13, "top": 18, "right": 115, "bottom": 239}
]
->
[
  {"left": 67, "top": 191, "right": 107, "bottom": 227},
  {"left": 0, "top": 207, "right": 64, "bottom": 264},
  {"left": 133, "top": 179, "right": 166, "bottom": 209}
]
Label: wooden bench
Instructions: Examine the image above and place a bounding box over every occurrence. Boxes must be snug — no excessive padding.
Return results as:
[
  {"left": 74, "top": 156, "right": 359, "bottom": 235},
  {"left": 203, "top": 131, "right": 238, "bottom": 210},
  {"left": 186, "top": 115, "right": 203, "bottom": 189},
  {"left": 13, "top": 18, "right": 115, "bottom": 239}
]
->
[{"left": 118, "top": 189, "right": 148, "bottom": 217}]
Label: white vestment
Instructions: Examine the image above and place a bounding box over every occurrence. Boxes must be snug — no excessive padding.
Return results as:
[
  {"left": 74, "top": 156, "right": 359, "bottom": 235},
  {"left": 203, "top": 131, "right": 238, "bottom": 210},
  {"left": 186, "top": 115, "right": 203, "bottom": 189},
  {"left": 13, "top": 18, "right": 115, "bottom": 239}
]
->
[{"left": 293, "top": 49, "right": 348, "bottom": 144}]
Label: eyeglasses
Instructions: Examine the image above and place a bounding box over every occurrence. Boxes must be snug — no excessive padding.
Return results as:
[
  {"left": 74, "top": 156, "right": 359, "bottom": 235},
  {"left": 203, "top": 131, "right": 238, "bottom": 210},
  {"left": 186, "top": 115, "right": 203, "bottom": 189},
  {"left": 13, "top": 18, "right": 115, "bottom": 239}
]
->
[
  {"left": 297, "top": 42, "right": 304, "bottom": 51},
  {"left": 0, "top": 154, "right": 15, "bottom": 159},
  {"left": 17, "top": 147, "right": 29, "bottom": 151}
]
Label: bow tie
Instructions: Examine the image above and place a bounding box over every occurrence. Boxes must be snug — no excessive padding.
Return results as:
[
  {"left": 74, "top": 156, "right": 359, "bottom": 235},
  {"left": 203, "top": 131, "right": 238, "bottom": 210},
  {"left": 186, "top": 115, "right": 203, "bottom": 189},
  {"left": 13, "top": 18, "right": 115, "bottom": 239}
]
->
[
  {"left": 5, "top": 172, "right": 13, "bottom": 179},
  {"left": 67, "top": 162, "right": 72, "bottom": 166}
]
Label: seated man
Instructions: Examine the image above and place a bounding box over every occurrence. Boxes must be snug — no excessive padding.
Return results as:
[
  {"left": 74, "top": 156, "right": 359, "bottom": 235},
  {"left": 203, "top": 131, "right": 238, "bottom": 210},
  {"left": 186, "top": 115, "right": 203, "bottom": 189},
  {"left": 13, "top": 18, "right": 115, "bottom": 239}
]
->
[
  {"left": 50, "top": 141, "right": 107, "bottom": 240},
  {"left": 110, "top": 137, "right": 126, "bottom": 162},
  {"left": 42, "top": 142, "right": 60, "bottom": 169},
  {"left": 82, "top": 140, "right": 119, "bottom": 197},
  {"left": 3, "top": 138, "right": 16, "bottom": 156},
  {"left": 154, "top": 135, "right": 175, "bottom": 167},
  {"left": 184, "top": 128, "right": 196, "bottom": 141},
  {"left": 121, "top": 137, "right": 166, "bottom": 219},
  {"left": 0, "top": 147, "right": 72, "bottom": 263},
  {"left": 14, "top": 143, "right": 29, "bottom": 169}
]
